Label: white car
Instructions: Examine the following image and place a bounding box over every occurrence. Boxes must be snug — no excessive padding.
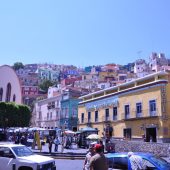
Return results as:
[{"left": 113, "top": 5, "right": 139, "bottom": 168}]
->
[{"left": 0, "top": 144, "right": 56, "bottom": 170}]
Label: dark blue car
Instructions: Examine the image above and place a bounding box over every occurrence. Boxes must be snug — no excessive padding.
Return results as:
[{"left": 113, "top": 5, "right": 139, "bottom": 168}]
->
[{"left": 105, "top": 152, "right": 170, "bottom": 170}]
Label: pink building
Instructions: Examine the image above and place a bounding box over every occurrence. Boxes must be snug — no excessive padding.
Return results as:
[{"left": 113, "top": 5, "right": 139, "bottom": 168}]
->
[{"left": 0, "top": 65, "right": 22, "bottom": 104}]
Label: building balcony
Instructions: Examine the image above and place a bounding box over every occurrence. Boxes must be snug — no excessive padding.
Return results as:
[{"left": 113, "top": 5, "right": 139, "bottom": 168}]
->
[
  {"left": 136, "top": 112, "right": 142, "bottom": 118},
  {"left": 125, "top": 114, "right": 130, "bottom": 119},
  {"left": 102, "top": 116, "right": 111, "bottom": 122},
  {"left": 123, "top": 108, "right": 158, "bottom": 120},
  {"left": 36, "top": 118, "right": 42, "bottom": 122},
  {"left": 113, "top": 116, "right": 118, "bottom": 121},
  {"left": 150, "top": 110, "right": 157, "bottom": 116}
]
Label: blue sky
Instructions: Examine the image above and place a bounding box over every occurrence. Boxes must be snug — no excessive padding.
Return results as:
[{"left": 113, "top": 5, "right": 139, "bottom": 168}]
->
[{"left": 0, "top": 0, "right": 170, "bottom": 67}]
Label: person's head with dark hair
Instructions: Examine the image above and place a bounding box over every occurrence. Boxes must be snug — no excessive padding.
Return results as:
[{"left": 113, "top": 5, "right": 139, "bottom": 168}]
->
[
  {"left": 99, "top": 140, "right": 103, "bottom": 145},
  {"left": 94, "top": 144, "right": 103, "bottom": 153}
]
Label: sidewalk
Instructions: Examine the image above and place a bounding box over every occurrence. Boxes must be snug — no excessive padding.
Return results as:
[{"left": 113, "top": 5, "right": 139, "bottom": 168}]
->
[
  {"left": 30, "top": 143, "right": 88, "bottom": 154},
  {"left": 29, "top": 143, "right": 87, "bottom": 159}
]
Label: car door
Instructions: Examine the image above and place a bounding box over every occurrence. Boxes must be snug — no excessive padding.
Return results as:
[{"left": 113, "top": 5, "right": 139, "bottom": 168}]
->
[
  {"left": 142, "top": 158, "right": 159, "bottom": 170},
  {"left": 108, "top": 156, "right": 128, "bottom": 170},
  {"left": 0, "top": 147, "right": 16, "bottom": 170}
]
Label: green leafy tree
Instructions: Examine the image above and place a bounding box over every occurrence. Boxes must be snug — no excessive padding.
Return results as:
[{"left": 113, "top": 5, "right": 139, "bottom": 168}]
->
[
  {"left": 12, "top": 62, "right": 24, "bottom": 70},
  {"left": 0, "top": 102, "right": 7, "bottom": 128},
  {"left": 0, "top": 102, "right": 31, "bottom": 127},
  {"left": 5, "top": 102, "right": 18, "bottom": 127},
  {"left": 39, "top": 80, "right": 55, "bottom": 93},
  {"left": 17, "top": 105, "right": 31, "bottom": 127}
]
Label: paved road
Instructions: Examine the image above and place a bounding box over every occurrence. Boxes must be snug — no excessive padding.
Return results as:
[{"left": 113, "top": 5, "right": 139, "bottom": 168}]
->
[{"left": 55, "top": 159, "right": 84, "bottom": 170}]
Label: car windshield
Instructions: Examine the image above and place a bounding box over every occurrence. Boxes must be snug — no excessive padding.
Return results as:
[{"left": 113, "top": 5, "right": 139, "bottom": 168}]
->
[
  {"left": 12, "top": 146, "right": 34, "bottom": 157},
  {"left": 149, "top": 155, "right": 170, "bottom": 168}
]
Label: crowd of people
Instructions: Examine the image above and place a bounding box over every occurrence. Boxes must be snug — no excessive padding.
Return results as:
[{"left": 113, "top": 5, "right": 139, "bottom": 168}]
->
[{"left": 6, "top": 130, "right": 147, "bottom": 170}]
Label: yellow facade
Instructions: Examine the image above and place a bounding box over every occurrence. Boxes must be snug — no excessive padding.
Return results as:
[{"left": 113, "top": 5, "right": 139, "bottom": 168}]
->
[
  {"left": 78, "top": 71, "right": 170, "bottom": 142},
  {"left": 99, "top": 71, "right": 117, "bottom": 81}
]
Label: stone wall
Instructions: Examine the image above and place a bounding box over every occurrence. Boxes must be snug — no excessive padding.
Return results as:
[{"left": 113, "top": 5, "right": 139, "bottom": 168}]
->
[{"left": 111, "top": 140, "right": 170, "bottom": 157}]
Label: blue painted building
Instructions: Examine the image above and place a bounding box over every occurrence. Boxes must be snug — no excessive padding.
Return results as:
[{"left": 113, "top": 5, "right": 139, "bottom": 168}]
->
[{"left": 60, "top": 88, "right": 81, "bottom": 131}]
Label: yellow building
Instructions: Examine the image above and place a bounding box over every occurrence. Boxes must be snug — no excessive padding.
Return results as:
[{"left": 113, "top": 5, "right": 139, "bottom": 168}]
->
[{"left": 78, "top": 71, "right": 170, "bottom": 143}]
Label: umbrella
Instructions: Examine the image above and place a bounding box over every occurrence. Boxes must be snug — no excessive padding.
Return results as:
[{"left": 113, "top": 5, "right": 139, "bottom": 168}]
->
[
  {"left": 86, "top": 134, "right": 101, "bottom": 140},
  {"left": 64, "top": 130, "right": 75, "bottom": 135}
]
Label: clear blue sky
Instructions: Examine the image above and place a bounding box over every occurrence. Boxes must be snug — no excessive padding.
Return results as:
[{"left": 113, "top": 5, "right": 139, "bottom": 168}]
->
[{"left": 0, "top": 0, "right": 170, "bottom": 67}]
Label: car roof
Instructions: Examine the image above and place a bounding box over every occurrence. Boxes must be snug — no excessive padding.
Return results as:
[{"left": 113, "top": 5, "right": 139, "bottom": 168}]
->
[{"left": 105, "top": 152, "right": 154, "bottom": 158}]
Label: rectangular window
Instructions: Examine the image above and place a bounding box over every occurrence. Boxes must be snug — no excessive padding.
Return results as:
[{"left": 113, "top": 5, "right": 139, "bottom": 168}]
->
[
  {"left": 136, "top": 102, "right": 142, "bottom": 117},
  {"left": 105, "top": 109, "right": 109, "bottom": 121},
  {"left": 113, "top": 107, "right": 117, "bottom": 120},
  {"left": 149, "top": 100, "right": 156, "bottom": 116},
  {"left": 38, "top": 112, "right": 41, "bottom": 119},
  {"left": 95, "top": 111, "right": 98, "bottom": 122},
  {"left": 88, "top": 112, "right": 91, "bottom": 123},
  {"left": 56, "top": 111, "right": 58, "bottom": 119},
  {"left": 125, "top": 105, "right": 130, "bottom": 119},
  {"left": 65, "top": 108, "right": 69, "bottom": 118},
  {"left": 72, "top": 107, "right": 77, "bottom": 118},
  {"left": 81, "top": 113, "right": 84, "bottom": 123}
]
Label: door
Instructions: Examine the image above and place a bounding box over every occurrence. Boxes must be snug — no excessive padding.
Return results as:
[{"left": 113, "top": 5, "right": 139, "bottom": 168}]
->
[
  {"left": 146, "top": 127, "right": 157, "bottom": 142},
  {"left": 0, "top": 147, "right": 15, "bottom": 170}
]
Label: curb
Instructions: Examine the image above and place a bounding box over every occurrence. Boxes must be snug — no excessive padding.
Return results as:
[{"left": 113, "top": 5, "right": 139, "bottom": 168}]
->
[{"left": 34, "top": 152, "right": 86, "bottom": 160}]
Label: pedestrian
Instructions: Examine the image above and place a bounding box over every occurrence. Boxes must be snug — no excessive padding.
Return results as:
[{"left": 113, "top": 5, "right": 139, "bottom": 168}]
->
[
  {"left": 20, "top": 134, "right": 26, "bottom": 145},
  {"left": 168, "top": 146, "right": 170, "bottom": 161},
  {"left": 128, "top": 152, "right": 146, "bottom": 170},
  {"left": 99, "top": 140, "right": 105, "bottom": 153},
  {"left": 54, "top": 136, "right": 60, "bottom": 152},
  {"left": 83, "top": 145, "right": 95, "bottom": 170},
  {"left": 60, "top": 137, "right": 65, "bottom": 153},
  {"left": 48, "top": 137, "right": 53, "bottom": 154},
  {"left": 89, "top": 143, "right": 108, "bottom": 170}
]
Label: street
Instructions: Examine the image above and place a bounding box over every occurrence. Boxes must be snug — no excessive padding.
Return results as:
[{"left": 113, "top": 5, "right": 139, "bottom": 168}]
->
[{"left": 55, "top": 159, "right": 84, "bottom": 170}]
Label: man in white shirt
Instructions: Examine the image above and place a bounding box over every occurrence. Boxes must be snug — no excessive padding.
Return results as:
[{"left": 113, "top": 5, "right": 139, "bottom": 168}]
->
[{"left": 128, "top": 152, "right": 146, "bottom": 170}]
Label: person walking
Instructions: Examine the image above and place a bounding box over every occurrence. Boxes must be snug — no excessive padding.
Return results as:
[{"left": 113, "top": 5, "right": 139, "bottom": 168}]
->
[
  {"left": 89, "top": 144, "right": 108, "bottom": 170},
  {"left": 128, "top": 152, "right": 146, "bottom": 170},
  {"left": 60, "top": 136, "right": 65, "bottom": 153},
  {"left": 54, "top": 136, "right": 60, "bottom": 152},
  {"left": 48, "top": 137, "right": 53, "bottom": 154},
  {"left": 83, "top": 145, "right": 95, "bottom": 170}
]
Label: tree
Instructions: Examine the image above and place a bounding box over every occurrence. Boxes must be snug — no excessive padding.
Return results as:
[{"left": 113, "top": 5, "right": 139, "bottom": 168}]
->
[
  {"left": 39, "top": 80, "right": 56, "bottom": 93},
  {"left": 17, "top": 104, "right": 31, "bottom": 127},
  {"left": 12, "top": 62, "right": 24, "bottom": 70},
  {"left": 0, "top": 102, "right": 31, "bottom": 127}
]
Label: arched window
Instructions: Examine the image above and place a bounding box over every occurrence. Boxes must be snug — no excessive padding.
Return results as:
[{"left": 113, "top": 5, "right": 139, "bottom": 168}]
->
[
  {"left": 0, "top": 88, "right": 3, "bottom": 101},
  {"left": 13, "top": 94, "right": 16, "bottom": 102},
  {"left": 6, "top": 83, "right": 11, "bottom": 102}
]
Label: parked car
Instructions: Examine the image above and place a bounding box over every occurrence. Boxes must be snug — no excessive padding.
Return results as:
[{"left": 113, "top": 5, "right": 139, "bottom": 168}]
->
[
  {"left": 105, "top": 152, "right": 170, "bottom": 170},
  {"left": 0, "top": 143, "right": 56, "bottom": 170}
]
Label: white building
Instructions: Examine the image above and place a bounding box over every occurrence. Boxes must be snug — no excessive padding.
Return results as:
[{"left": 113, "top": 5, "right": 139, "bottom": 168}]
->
[
  {"left": 149, "top": 52, "right": 168, "bottom": 72},
  {"left": 34, "top": 86, "right": 62, "bottom": 128},
  {"left": 134, "top": 59, "right": 149, "bottom": 78}
]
